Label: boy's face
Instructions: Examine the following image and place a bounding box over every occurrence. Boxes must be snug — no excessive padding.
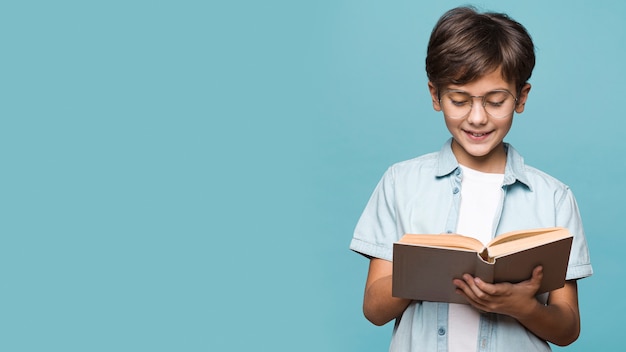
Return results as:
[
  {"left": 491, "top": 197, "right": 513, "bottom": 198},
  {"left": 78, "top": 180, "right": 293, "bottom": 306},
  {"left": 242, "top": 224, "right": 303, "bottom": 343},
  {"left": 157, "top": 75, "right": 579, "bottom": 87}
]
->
[{"left": 428, "top": 69, "right": 530, "bottom": 172}]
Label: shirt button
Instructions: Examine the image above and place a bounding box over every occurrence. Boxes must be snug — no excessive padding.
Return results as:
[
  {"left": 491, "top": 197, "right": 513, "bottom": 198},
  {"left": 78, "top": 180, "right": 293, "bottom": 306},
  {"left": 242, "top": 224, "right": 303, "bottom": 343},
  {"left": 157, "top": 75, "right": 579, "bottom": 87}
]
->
[
  {"left": 453, "top": 187, "right": 459, "bottom": 194},
  {"left": 438, "top": 328, "right": 446, "bottom": 336}
]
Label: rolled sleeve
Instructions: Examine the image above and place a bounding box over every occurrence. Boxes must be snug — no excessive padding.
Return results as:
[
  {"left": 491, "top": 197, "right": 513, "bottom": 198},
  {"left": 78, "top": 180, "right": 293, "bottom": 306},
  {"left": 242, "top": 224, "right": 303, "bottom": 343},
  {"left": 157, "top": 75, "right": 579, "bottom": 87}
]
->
[
  {"left": 351, "top": 167, "right": 398, "bottom": 261},
  {"left": 556, "top": 188, "right": 593, "bottom": 280}
]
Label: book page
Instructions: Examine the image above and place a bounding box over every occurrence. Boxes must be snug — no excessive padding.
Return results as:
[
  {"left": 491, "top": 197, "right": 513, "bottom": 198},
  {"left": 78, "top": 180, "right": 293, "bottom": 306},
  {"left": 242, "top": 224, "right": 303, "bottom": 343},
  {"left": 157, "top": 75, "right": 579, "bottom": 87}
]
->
[
  {"left": 398, "top": 234, "right": 484, "bottom": 252},
  {"left": 487, "top": 228, "right": 571, "bottom": 259},
  {"left": 486, "top": 228, "right": 562, "bottom": 247}
]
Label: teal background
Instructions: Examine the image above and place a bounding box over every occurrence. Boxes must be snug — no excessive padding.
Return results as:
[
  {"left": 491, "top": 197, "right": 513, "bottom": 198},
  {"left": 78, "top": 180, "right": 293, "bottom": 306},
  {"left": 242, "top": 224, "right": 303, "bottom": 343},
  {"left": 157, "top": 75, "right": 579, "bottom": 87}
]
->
[{"left": 2, "top": 0, "right": 623, "bottom": 351}]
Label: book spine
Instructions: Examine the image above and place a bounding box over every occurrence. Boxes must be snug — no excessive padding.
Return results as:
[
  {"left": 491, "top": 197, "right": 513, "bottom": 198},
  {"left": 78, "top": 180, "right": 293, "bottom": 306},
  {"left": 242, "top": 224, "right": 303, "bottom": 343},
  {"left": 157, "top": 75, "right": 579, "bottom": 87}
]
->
[{"left": 475, "top": 254, "right": 495, "bottom": 284}]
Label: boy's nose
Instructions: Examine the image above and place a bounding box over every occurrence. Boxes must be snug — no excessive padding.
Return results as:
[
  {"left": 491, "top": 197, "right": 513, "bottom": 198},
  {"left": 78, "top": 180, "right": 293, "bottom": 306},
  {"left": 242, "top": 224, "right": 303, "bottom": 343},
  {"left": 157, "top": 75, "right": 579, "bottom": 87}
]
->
[{"left": 466, "top": 101, "right": 489, "bottom": 125}]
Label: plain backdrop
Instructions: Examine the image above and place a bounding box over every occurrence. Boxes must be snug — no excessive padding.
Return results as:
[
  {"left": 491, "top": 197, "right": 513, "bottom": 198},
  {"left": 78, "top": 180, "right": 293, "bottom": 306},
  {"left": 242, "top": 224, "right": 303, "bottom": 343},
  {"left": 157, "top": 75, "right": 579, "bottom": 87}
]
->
[{"left": 2, "top": 0, "right": 624, "bottom": 351}]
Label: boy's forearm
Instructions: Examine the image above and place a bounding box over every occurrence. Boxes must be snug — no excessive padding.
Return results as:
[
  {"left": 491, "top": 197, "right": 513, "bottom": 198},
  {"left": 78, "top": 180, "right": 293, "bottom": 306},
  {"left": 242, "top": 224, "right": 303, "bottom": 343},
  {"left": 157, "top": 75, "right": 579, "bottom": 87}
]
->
[
  {"left": 514, "top": 282, "right": 580, "bottom": 346},
  {"left": 363, "top": 275, "right": 412, "bottom": 326}
]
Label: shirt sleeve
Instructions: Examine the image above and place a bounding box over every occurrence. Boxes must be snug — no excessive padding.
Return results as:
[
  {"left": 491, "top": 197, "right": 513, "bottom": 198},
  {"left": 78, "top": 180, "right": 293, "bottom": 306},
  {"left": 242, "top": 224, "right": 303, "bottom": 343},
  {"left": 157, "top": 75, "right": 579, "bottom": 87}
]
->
[
  {"left": 556, "top": 188, "right": 593, "bottom": 280},
  {"left": 349, "top": 167, "right": 399, "bottom": 262}
]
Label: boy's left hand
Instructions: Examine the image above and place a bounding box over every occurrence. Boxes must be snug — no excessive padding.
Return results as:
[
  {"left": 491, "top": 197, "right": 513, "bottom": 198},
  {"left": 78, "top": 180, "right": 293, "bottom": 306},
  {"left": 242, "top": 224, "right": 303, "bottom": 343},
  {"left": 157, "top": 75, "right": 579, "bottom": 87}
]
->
[{"left": 453, "top": 266, "right": 543, "bottom": 319}]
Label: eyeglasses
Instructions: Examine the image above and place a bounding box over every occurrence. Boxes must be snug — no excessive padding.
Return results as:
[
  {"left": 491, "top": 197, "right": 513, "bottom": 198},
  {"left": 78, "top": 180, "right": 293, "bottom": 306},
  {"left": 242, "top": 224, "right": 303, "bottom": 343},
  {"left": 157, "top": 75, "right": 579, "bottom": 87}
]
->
[{"left": 438, "top": 89, "right": 518, "bottom": 119}]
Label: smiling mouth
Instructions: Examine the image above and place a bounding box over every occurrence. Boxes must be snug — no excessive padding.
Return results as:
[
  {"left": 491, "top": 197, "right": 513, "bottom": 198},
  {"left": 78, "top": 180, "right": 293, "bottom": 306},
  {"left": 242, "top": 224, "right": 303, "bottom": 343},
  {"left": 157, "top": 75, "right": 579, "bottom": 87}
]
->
[{"left": 465, "top": 131, "right": 491, "bottom": 137}]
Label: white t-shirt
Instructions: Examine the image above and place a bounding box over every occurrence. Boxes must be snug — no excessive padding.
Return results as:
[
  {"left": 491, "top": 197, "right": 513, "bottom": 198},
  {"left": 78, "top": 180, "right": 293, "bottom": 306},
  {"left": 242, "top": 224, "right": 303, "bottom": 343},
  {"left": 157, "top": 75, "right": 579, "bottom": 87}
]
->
[{"left": 448, "top": 165, "right": 504, "bottom": 352}]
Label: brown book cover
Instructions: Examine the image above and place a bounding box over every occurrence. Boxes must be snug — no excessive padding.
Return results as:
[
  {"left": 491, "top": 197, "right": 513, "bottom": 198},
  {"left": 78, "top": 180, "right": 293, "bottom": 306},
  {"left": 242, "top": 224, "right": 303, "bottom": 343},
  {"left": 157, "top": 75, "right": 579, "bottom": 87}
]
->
[{"left": 392, "top": 227, "right": 573, "bottom": 304}]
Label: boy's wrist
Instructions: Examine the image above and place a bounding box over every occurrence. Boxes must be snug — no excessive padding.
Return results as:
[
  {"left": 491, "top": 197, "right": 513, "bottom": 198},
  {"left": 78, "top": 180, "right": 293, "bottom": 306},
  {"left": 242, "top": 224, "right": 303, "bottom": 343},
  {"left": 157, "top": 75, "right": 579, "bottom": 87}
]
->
[{"left": 512, "top": 297, "right": 542, "bottom": 322}]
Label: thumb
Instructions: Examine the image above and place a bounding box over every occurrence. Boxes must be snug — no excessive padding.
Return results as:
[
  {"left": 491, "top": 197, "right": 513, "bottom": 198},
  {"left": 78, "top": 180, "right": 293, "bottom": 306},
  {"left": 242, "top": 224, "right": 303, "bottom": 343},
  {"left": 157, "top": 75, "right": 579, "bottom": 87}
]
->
[{"left": 530, "top": 265, "right": 543, "bottom": 286}]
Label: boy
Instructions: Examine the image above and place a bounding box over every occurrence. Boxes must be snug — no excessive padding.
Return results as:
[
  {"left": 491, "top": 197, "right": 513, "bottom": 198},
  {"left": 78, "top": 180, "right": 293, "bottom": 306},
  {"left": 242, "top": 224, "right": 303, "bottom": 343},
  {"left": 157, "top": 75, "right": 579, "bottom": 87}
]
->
[{"left": 349, "top": 7, "right": 593, "bottom": 351}]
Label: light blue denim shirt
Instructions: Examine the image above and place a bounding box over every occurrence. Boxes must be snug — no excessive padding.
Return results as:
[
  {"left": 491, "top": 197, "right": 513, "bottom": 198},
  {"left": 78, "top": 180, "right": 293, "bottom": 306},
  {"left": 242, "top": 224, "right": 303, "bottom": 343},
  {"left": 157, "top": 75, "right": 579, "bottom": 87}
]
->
[{"left": 350, "top": 139, "right": 593, "bottom": 352}]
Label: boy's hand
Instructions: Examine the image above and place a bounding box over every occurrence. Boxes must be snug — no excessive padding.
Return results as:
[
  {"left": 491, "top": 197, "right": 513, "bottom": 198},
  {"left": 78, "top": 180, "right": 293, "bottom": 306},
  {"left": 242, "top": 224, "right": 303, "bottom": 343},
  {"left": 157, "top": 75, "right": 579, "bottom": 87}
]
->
[{"left": 452, "top": 266, "right": 543, "bottom": 320}]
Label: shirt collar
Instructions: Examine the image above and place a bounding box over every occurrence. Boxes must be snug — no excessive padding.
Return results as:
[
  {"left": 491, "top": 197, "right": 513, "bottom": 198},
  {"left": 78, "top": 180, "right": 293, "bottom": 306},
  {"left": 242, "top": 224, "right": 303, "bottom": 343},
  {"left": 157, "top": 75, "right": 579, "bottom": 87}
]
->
[{"left": 436, "top": 138, "right": 533, "bottom": 191}]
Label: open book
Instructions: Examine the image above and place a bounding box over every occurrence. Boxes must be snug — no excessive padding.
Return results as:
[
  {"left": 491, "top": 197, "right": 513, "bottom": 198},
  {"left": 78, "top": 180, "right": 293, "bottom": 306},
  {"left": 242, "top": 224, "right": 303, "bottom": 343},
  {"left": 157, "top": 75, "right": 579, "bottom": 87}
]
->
[{"left": 392, "top": 227, "right": 573, "bottom": 304}]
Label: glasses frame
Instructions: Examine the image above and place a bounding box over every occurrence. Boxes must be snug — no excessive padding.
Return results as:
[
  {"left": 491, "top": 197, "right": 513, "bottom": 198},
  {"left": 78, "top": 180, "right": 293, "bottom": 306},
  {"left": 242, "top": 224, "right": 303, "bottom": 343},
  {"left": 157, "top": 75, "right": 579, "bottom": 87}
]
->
[{"left": 437, "top": 89, "right": 519, "bottom": 119}]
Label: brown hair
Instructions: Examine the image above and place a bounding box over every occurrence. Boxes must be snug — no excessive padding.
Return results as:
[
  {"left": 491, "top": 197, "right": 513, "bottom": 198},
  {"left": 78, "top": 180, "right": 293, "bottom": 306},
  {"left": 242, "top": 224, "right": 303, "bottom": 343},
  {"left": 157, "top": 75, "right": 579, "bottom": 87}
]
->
[{"left": 426, "top": 6, "right": 535, "bottom": 93}]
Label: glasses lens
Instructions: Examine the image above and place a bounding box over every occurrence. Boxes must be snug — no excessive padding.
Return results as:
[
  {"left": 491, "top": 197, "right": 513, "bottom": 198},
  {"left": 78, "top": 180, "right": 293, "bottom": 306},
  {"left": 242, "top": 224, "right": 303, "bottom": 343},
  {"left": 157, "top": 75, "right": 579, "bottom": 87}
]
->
[
  {"left": 440, "top": 90, "right": 516, "bottom": 119},
  {"left": 440, "top": 91, "right": 472, "bottom": 119},
  {"left": 483, "top": 91, "right": 516, "bottom": 119}
]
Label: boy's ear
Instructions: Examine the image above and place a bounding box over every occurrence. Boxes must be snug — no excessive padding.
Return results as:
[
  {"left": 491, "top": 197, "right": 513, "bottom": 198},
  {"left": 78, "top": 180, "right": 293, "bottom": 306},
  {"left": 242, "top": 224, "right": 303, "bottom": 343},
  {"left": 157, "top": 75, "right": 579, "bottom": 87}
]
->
[
  {"left": 428, "top": 82, "right": 442, "bottom": 111},
  {"left": 515, "top": 83, "right": 531, "bottom": 113}
]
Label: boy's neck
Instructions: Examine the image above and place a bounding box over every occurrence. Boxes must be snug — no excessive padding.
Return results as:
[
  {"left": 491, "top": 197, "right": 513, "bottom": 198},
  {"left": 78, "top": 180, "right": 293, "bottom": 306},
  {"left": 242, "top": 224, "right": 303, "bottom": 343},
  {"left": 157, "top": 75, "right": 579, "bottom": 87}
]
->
[{"left": 451, "top": 141, "right": 507, "bottom": 174}]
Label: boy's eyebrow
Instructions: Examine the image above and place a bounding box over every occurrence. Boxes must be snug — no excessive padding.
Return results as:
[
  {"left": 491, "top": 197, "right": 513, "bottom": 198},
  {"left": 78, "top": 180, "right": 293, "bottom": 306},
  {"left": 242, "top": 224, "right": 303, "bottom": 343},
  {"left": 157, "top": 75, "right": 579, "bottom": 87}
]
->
[{"left": 441, "top": 88, "right": 513, "bottom": 94}]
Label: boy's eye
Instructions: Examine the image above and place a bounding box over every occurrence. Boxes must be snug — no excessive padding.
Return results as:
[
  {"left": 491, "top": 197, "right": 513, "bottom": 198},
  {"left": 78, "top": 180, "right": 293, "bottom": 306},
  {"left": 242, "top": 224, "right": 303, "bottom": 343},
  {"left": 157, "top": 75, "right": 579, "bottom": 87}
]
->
[
  {"left": 450, "top": 99, "right": 468, "bottom": 107},
  {"left": 485, "top": 91, "right": 510, "bottom": 108},
  {"left": 486, "top": 100, "right": 505, "bottom": 108},
  {"left": 445, "top": 93, "right": 470, "bottom": 106}
]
